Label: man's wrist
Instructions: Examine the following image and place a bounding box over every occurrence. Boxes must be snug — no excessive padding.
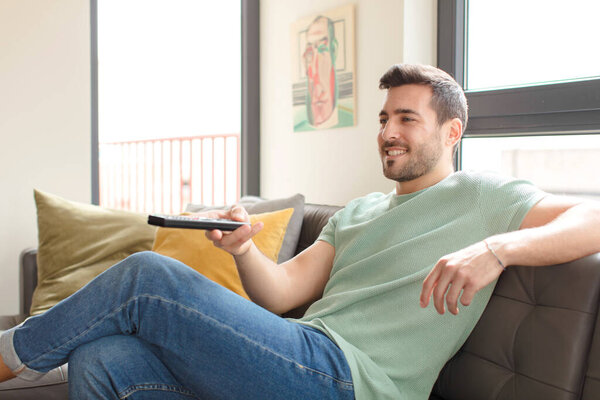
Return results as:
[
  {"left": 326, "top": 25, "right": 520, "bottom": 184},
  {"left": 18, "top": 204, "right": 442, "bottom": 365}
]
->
[
  {"left": 483, "top": 239, "right": 506, "bottom": 271},
  {"left": 483, "top": 234, "right": 518, "bottom": 269},
  {"left": 232, "top": 241, "right": 256, "bottom": 260}
]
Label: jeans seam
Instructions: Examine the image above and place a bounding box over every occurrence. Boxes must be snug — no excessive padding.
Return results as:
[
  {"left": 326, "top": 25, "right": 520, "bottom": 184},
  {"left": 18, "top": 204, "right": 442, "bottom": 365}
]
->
[
  {"left": 119, "top": 383, "right": 197, "bottom": 399},
  {"left": 26, "top": 294, "right": 354, "bottom": 390},
  {"left": 293, "top": 363, "right": 355, "bottom": 390}
]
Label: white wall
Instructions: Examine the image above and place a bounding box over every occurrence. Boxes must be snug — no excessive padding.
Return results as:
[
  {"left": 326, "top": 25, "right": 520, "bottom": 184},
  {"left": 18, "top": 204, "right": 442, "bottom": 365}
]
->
[
  {"left": 0, "top": 0, "right": 91, "bottom": 314},
  {"left": 260, "top": 0, "right": 437, "bottom": 205}
]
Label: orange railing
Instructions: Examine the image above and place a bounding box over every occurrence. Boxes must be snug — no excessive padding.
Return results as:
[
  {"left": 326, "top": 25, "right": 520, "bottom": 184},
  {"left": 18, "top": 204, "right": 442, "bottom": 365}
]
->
[{"left": 99, "top": 134, "right": 240, "bottom": 214}]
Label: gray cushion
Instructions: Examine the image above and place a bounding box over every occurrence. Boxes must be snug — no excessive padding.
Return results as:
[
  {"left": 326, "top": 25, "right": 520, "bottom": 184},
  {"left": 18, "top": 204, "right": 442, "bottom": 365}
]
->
[{"left": 185, "top": 193, "right": 305, "bottom": 263}]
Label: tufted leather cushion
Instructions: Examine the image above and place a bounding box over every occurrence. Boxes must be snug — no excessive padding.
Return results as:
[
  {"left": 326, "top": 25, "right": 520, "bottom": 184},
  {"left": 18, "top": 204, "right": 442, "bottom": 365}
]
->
[
  {"left": 583, "top": 309, "right": 600, "bottom": 399},
  {"left": 432, "top": 253, "right": 600, "bottom": 400}
]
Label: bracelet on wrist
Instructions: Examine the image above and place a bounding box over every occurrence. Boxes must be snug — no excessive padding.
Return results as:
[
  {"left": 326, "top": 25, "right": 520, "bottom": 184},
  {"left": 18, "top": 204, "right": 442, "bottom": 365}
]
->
[{"left": 483, "top": 239, "right": 506, "bottom": 271}]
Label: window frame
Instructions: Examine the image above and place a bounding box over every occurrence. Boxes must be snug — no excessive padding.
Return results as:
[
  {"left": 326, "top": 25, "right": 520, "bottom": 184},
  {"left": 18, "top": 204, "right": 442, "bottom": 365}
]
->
[
  {"left": 437, "top": 0, "right": 600, "bottom": 139},
  {"left": 90, "top": 0, "right": 260, "bottom": 205}
]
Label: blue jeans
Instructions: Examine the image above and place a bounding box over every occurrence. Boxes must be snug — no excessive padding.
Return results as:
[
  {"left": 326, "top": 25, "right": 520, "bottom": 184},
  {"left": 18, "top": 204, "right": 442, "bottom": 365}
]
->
[{"left": 0, "top": 252, "right": 354, "bottom": 399}]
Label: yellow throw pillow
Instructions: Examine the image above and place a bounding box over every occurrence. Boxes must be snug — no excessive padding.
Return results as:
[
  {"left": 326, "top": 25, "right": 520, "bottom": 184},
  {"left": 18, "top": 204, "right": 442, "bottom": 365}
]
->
[
  {"left": 152, "top": 208, "right": 294, "bottom": 299},
  {"left": 32, "top": 189, "right": 157, "bottom": 315}
]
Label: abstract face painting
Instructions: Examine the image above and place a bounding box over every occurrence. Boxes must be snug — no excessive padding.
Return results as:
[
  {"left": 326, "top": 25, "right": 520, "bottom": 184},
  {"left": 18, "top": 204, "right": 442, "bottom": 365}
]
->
[{"left": 291, "top": 4, "right": 356, "bottom": 132}]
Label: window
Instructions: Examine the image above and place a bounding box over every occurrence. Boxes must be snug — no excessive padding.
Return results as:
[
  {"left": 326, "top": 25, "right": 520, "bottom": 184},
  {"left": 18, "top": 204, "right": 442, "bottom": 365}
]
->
[
  {"left": 461, "top": 135, "right": 600, "bottom": 201},
  {"left": 90, "top": 0, "right": 260, "bottom": 210},
  {"left": 438, "top": 0, "right": 600, "bottom": 199},
  {"left": 466, "top": 0, "right": 600, "bottom": 91}
]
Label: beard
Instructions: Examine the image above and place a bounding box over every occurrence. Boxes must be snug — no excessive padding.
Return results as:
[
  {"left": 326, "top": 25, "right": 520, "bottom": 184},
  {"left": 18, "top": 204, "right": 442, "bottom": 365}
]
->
[{"left": 380, "top": 136, "right": 443, "bottom": 183}]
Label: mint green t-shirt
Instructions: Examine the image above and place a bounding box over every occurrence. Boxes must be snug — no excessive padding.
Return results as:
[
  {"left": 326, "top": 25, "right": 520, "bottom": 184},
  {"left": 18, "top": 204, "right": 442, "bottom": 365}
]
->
[{"left": 295, "top": 171, "right": 546, "bottom": 400}]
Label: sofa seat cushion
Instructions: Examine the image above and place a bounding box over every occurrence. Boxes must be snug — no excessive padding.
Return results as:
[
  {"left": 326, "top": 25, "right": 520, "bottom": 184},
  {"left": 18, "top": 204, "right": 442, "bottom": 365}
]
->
[{"left": 0, "top": 365, "right": 68, "bottom": 399}]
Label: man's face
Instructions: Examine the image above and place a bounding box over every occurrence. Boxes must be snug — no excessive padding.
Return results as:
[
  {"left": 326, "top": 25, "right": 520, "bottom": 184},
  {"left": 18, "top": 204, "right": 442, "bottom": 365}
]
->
[
  {"left": 378, "top": 84, "right": 448, "bottom": 185},
  {"left": 303, "top": 17, "right": 335, "bottom": 126}
]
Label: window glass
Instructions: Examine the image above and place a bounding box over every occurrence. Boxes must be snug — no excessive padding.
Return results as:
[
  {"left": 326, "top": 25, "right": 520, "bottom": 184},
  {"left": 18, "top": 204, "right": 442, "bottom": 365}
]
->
[
  {"left": 466, "top": 0, "right": 600, "bottom": 91},
  {"left": 98, "top": 0, "right": 241, "bottom": 213},
  {"left": 461, "top": 135, "right": 600, "bottom": 201}
]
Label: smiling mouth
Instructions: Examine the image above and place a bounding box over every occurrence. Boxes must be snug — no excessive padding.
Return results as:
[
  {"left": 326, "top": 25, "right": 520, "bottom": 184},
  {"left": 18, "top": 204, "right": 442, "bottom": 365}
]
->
[
  {"left": 386, "top": 149, "right": 406, "bottom": 156},
  {"left": 383, "top": 148, "right": 408, "bottom": 160}
]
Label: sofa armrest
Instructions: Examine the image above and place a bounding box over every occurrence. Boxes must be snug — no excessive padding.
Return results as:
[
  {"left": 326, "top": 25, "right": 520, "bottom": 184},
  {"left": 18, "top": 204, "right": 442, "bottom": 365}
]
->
[{"left": 19, "top": 248, "right": 38, "bottom": 316}]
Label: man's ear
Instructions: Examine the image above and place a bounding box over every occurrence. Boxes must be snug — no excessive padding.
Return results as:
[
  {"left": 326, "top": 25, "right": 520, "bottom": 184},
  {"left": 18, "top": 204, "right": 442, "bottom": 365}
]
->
[{"left": 445, "top": 118, "right": 463, "bottom": 147}]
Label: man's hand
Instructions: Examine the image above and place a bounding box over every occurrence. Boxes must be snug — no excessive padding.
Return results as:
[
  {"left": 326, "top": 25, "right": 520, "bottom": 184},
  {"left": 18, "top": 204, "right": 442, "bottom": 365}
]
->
[
  {"left": 204, "top": 205, "right": 263, "bottom": 256},
  {"left": 420, "top": 241, "right": 504, "bottom": 315}
]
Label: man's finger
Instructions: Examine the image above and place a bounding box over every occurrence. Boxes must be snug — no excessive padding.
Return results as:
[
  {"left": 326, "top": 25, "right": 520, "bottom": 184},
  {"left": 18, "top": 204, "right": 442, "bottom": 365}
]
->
[
  {"left": 205, "top": 229, "right": 223, "bottom": 241},
  {"left": 459, "top": 286, "right": 477, "bottom": 307},
  {"left": 420, "top": 262, "right": 442, "bottom": 307},
  {"left": 445, "top": 277, "right": 466, "bottom": 315},
  {"left": 432, "top": 279, "right": 451, "bottom": 315},
  {"left": 219, "top": 224, "right": 253, "bottom": 247},
  {"left": 229, "top": 205, "right": 248, "bottom": 222},
  {"left": 221, "top": 222, "right": 264, "bottom": 249},
  {"left": 431, "top": 263, "right": 458, "bottom": 314}
]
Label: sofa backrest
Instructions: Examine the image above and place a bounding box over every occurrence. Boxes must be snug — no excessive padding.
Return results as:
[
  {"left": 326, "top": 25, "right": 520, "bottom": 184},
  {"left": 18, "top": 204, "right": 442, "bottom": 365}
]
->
[
  {"left": 19, "top": 248, "right": 38, "bottom": 316},
  {"left": 432, "top": 253, "right": 600, "bottom": 400}
]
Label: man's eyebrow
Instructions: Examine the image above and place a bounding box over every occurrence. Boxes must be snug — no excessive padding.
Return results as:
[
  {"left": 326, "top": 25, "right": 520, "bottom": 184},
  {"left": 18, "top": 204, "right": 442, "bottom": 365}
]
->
[{"left": 379, "top": 108, "right": 422, "bottom": 117}]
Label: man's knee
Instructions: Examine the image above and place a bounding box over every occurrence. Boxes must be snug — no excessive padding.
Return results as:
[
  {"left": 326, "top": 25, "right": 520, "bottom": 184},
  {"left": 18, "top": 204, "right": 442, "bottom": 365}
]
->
[
  {"left": 122, "top": 251, "right": 169, "bottom": 272},
  {"left": 111, "top": 251, "right": 188, "bottom": 281}
]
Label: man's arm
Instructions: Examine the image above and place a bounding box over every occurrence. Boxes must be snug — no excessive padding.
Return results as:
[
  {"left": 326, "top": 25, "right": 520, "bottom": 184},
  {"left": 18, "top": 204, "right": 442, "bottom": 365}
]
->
[
  {"left": 206, "top": 205, "right": 334, "bottom": 315},
  {"left": 420, "top": 195, "right": 600, "bottom": 315}
]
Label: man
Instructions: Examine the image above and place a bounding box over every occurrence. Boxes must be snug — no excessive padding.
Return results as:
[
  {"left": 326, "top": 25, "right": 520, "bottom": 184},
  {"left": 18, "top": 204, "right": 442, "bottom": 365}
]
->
[
  {"left": 1, "top": 64, "right": 599, "bottom": 399},
  {"left": 295, "top": 15, "right": 353, "bottom": 131}
]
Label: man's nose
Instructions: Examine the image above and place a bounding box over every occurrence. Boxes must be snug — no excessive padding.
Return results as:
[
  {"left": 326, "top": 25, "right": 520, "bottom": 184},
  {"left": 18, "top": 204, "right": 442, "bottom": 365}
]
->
[{"left": 380, "top": 119, "right": 399, "bottom": 141}]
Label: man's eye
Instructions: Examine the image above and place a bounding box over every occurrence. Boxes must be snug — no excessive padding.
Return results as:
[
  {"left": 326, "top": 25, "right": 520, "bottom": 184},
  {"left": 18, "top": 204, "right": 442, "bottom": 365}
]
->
[
  {"left": 379, "top": 119, "right": 387, "bottom": 125},
  {"left": 402, "top": 117, "right": 414, "bottom": 122}
]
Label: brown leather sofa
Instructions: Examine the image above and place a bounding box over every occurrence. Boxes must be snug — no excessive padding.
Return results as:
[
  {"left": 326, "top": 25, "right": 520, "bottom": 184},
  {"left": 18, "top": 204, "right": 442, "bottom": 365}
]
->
[{"left": 1, "top": 203, "right": 600, "bottom": 399}]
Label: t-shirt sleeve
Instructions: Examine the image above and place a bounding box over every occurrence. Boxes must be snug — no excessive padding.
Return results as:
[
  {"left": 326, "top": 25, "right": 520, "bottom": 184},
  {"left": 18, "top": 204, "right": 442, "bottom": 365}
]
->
[
  {"left": 316, "top": 208, "right": 343, "bottom": 247},
  {"left": 478, "top": 172, "right": 548, "bottom": 235}
]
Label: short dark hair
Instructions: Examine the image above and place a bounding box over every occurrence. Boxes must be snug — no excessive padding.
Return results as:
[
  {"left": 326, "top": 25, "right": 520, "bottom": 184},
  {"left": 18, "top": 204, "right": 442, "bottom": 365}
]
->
[{"left": 379, "top": 64, "right": 468, "bottom": 133}]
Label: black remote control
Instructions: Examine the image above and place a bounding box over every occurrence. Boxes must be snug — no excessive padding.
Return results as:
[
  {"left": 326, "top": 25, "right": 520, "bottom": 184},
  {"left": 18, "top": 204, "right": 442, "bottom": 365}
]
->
[{"left": 148, "top": 214, "right": 250, "bottom": 231}]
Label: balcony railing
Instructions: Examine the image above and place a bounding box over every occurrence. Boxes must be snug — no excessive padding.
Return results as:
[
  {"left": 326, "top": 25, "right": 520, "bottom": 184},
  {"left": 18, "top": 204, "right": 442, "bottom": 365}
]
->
[{"left": 99, "top": 133, "right": 240, "bottom": 214}]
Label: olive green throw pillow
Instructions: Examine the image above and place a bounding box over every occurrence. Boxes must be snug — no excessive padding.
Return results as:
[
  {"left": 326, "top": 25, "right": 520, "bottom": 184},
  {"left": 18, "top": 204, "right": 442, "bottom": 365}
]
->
[{"left": 30, "top": 190, "right": 157, "bottom": 315}]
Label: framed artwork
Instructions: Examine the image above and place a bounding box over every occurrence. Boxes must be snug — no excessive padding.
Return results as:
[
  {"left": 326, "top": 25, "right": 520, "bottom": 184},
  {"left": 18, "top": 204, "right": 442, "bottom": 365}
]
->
[{"left": 290, "top": 4, "right": 356, "bottom": 132}]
